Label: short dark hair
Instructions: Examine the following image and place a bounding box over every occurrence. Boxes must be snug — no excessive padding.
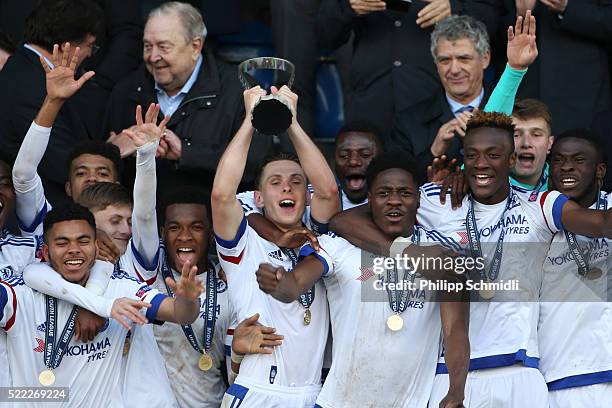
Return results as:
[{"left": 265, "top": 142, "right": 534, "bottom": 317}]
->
[
  {"left": 23, "top": 0, "right": 103, "bottom": 53},
  {"left": 466, "top": 111, "right": 515, "bottom": 147},
  {"left": 337, "top": 120, "right": 385, "bottom": 152},
  {"left": 66, "top": 141, "right": 123, "bottom": 179},
  {"left": 254, "top": 152, "right": 301, "bottom": 190},
  {"left": 43, "top": 202, "right": 96, "bottom": 241},
  {"left": 512, "top": 98, "right": 552, "bottom": 130},
  {"left": 77, "top": 182, "right": 132, "bottom": 212},
  {"left": 158, "top": 185, "right": 211, "bottom": 226},
  {"left": 0, "top": 151, "right": 15, "bottom": 171},
  {"left": 0, "top": 31, "right": 16, "bottom": 54},
  {"left": 366, "top": 152, "right": 418, "bottom": 189},
  {"left": 553, "top": 128, "right": 607, "bottom": 164}
]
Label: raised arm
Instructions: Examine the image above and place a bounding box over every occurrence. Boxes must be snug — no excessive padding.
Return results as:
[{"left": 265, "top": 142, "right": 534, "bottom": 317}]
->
[
  {"left": 211, "top": 87, "right": 267, "bottom": 240},
  {"left": 124, "top": 104, "right": 169, "bottom": 271},
  {"left": 13, "top": 44, "right": 94, "bottom": 233},
  {"left": 277, "top": 86, "right": 340, "bottom": 223},
  {"left": 485, "top": 10, "right": 537, "bottom": 115},
  {"left": 256, "top": 255, "right": 326, "bottom": 303}
]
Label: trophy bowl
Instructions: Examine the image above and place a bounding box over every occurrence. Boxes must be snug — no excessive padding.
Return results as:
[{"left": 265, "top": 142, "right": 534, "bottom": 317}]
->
[{"left": 238, "top": 57, "right": 296, "bottom": 135}]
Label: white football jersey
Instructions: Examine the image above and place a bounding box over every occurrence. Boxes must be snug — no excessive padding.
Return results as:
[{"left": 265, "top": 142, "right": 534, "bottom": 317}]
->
[
  {"left": 539, "top": 191, "right": 612, "bottom": 390},
  {"left": 312, "top": 228, "right": 460, "bottom": 408},
  {"left": 0, "top": 271, "right": 167, "bottom": 408},
  {"left": 418, "top": 183, "right": 567, "bottom": 372},
  {"left": 150, "top": 247, "right": 231, "bottom": 408},
  {"left": 115, "top": 243, "right": 178, "bottom": 408},
  {"left": 215, "top": 215, "right": 329, "bottom": 388},
  {"left": 0, "top": 232, "right": 42, "bottom": 388}
]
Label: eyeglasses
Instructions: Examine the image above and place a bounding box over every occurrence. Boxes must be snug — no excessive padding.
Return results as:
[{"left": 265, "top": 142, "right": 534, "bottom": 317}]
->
[{"left": 91, "top": 44, "right": 101, "bottom": 56}]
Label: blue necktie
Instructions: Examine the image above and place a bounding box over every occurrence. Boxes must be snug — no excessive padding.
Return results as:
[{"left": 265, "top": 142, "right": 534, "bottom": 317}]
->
[{"left": 455, "top": 105, "right": 474, "bottom": 114}]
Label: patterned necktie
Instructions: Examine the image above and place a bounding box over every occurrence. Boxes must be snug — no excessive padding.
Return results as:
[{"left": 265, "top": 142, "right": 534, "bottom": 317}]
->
[{"left": 455, "top": 105, "right": 475, "bottom": 114}]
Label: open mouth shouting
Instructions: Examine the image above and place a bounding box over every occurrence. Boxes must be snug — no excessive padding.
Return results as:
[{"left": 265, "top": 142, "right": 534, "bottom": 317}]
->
[
  {"left": 177, "top": 247, "right": 197, "bottom": 265},
  {"left": 345, "top": 174, "right": 366, "bottom": 192},
  {"left": 516, "top": 152, "right": 535, "bottom": 169}
]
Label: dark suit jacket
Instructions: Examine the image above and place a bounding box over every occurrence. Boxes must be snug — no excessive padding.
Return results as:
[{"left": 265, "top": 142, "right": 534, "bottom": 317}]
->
[
  {"left": 105, "top": 48, "right": 271, "bottom": 194},
  {"left": 0, "top": 0, "right": 143, "bottom": 141},
  {"left": 497, "top": 0, "right": 612, "bottom": 134},
  {"left": 390, "top": 87, "right": 492, "bottom": 183},
  {"left": 317, "top": 0, "right": 498, "bottom": 142},
  {"left": 0, "top": 46, "right": 93, "bottom": 206}
]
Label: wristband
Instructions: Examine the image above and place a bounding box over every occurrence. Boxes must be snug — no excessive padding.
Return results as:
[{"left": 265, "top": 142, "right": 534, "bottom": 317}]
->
[{"left": 231, "top": 349, "right": 245, "bottom": 365}]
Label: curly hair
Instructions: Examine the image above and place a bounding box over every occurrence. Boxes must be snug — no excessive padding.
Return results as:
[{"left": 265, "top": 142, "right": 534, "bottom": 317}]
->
[{"left": 467, "top": 110, "right": 514, "bottom": 135}]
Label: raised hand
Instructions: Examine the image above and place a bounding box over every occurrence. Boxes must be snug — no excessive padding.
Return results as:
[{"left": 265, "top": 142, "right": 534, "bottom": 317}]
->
[
  {"left": 111, "top": 298, "right": 151, "bottom": 329},
  {"left": 427, "top": 155, "right": 460, "bottom": 184},
  {"left": 166, "top": 260, "right": 203, "bottom": 302},
  {"left": 243, "top": 86, "right": 267, "bottom": 116},
  {"left": 123, "top": 104, "right": 170, "bottom": 148},
  {"left": 232, "top": 313, "right": 284, "bottom": 355},
  {"left": 272, "top": 85, "right": 298, "bottom": 126},
  {"left": 507, "top": 9, "right": 537, "bottom": 70},
  {"left": 40, "top": 43, "right": 95, "bottom": 101},
  {"left": 157, "top": 128, "right": 182, "bottom": 160}
]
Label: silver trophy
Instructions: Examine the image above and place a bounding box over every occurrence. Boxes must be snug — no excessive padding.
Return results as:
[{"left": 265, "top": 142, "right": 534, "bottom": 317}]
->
[{"left": 238, "top": 57, "right": 295, "bottom": 135}]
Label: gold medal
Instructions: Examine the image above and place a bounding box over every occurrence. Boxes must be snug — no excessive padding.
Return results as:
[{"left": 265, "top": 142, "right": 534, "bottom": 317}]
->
[
  {"left": 585, "top": 267, "right": 603, "bottom": 280},
  {"left": 123, "top": 339, "right": 130, "bottom": 356},
  {"left": 479, "top": 288, "right": 495, "bottom": 300},
  {"left": 386, "top": 314, "right": 404, "bottom": 331},
  {"left": 198, "top": 354, "right": 213, "bottom": 371},
  {"left": 39, "top": 370, "right": 55, "bottom": 386},
  {"left": 303, "top": 309, "right": 312, "bottom": 326}
]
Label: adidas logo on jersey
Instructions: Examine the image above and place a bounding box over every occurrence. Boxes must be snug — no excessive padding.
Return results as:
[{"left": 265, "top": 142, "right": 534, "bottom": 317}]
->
[{"left": 268, "top": 250, "right": 284, "bottom": 261}]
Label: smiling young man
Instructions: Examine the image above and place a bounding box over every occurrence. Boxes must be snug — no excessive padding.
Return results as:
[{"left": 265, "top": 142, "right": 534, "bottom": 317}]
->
[
  {"left": 212, "top": 85, "right": 339, "bottom": 407},
  {"left": 510, "top": 98, "right": 553, "bottom": 194},
  {"left": 332, "top": 111, "right": 612, "bottom": 407},
  {"left": 255, "top": 153, "right": 469, "bottom": 408},
  {"left": 538, "top": 130, "right": 612, "bottom": 408},
  {"left": 0, "top": 204, "right": 202, "bottom": 408}
]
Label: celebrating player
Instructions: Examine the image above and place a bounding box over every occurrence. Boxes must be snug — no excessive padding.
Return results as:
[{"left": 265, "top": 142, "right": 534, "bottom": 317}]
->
[
  {"left": 0, "top": 204, "right": 202, "bottom": 407},
  {"left": 539, "top": 130, "right": 612, "bottom": 407},
  {"left": 212, "top": 85, "right": 339, "bottom": 406},
  {"left": 256, "top": 153, "right": 470, "bottom": 408}
]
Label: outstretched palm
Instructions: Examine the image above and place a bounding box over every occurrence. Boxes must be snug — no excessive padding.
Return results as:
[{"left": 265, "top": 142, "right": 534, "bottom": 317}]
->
[
  {"left": 506, "top": 10, "right": 538, "bottom": 70},
  {"left": 41, "top": 43, "right": 94, "bottom": 100},
  {"left": 124, "top": 104, "right": 170, "bottom": 148},
  {"left": 166, "top": 261, "right": 203, "bottom": 302}
]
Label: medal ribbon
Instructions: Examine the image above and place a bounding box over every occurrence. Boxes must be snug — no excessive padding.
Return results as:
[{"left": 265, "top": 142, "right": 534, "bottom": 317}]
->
[
  {"left": 386, "top": 230, "right": 420, "bottom": 314},
  {"left": 528, "top": 170, "right": 548, "bottom": 202},
  {"left": 44, "top": 296, "right": 79, "bottom": 370},
  {"left": 564, "top": 190, "right": 607, "bottom": 277},
  {"left": 160, "top": 246, "right": 217, "bottom": 355},
  {"left": 465, "top": 192, "right": 514, "bottom": 282},
  {"left": 279, "top": 247, "right": 315, "bottom": 308}
]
